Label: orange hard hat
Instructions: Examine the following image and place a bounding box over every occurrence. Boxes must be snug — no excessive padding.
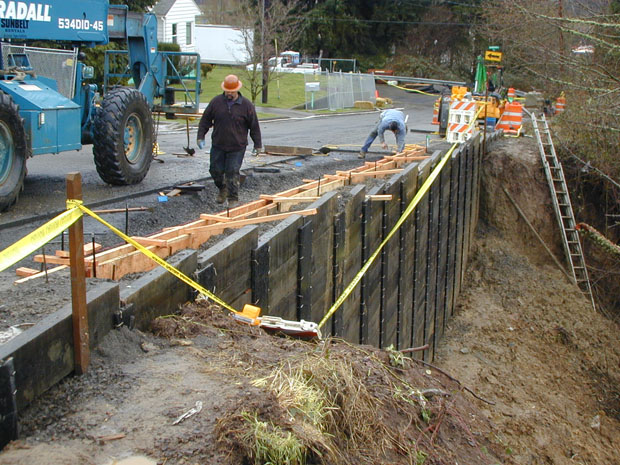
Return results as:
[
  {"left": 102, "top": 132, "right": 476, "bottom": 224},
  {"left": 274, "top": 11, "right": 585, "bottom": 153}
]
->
[{"left": 221, "top": 74, "right": 242, "bottom": 92}]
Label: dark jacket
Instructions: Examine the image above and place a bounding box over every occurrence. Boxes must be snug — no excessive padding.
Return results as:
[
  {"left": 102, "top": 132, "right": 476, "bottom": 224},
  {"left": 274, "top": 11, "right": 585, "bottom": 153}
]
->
[{"left": 197, "top": 92, "right": 262, "bottom": 151}]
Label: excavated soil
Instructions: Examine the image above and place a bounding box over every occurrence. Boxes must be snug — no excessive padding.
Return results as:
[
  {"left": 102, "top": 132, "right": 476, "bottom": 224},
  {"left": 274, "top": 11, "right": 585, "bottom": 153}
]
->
[{"left": 0, "top": 137, "right": 619, "bottom": 465}]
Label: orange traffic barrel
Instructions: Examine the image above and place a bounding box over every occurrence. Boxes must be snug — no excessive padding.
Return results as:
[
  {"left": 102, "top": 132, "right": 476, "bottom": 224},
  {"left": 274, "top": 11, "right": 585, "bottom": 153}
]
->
[
  {"left": 432, "top": 98, "right": 440, "bottom": 125},
  {"left": 555, "top": 94, "right": 566, "bottom": 114},
  {"left": 496, "top": 101, "right": 523, "bottom": 134}
]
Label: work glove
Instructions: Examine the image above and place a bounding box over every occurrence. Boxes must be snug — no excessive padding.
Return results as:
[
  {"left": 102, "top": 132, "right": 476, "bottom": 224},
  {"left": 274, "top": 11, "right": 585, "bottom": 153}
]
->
[
  {"left": 252, "top": 147, "right": 263, "bottom": 156},
  {"left": 197, "top": 139, "right": 205, "bottom": 150}
]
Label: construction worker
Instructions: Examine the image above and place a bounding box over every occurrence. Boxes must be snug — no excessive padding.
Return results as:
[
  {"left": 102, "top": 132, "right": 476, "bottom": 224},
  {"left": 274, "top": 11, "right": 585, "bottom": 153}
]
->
[
  {"left": 359, "top": 109, "right": 407, "bottom": 159},
  {"left": 197, "top": 74, "right": 263, "bottom": 206}
]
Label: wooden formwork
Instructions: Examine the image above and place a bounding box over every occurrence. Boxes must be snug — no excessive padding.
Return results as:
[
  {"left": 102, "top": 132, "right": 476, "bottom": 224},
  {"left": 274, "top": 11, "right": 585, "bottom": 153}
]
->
[{"left": 24, "top": 146, "right": 428, "bottom": 281}]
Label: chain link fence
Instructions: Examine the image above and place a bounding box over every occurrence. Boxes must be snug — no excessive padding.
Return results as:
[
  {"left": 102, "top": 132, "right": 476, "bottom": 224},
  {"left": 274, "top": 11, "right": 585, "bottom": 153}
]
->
[
  {"left": 304, "top": 71, "right": 376, "bottom": 111},
  {"left": 1, "top": 43, "right": 78, "bottom": 99}
]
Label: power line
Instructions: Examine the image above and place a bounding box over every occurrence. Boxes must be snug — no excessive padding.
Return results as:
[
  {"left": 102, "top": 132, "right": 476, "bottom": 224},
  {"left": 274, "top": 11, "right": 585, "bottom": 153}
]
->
[
  {"left": 294, "top": 16, "right": 472, "bottom": 26},
  {"left": 400, "top": 0, "right": 482, "bottom": 7}
]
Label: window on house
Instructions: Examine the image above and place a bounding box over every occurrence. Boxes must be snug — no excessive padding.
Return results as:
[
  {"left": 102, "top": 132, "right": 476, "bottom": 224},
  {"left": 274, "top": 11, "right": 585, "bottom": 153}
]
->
[
  {"left": 186, "top": 22, "right": 192, "bottom": 45},
  {"left": 171, "top": 23, "right": 177, "bottom": 44}
]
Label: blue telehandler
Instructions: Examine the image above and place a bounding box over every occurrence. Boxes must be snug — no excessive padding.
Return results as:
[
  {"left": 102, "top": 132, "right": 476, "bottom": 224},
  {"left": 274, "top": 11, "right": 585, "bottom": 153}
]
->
[{"left": 0, "top": 0, "right": 201, "bottom": 211}]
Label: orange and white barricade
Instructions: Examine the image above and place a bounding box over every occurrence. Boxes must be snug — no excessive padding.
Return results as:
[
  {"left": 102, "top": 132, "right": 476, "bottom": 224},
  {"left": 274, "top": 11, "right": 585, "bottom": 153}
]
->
[
  {"left": 496, "top": 101, "right": 523, "bottom": 135},
  {"left": 555, "top": 92, "right": 566, "bottom": 115},
  {"left": 507, "top": 87, "right": 516, "bottom": 101},
  {"left": 446, "top": 100, "right": 477, "bottom": 143}
]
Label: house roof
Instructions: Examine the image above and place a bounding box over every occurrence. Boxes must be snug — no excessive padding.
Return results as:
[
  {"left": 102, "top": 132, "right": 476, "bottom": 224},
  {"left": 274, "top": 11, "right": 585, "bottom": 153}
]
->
[{"left": 152, "top": 0, "right": 176, "bottom": 16}]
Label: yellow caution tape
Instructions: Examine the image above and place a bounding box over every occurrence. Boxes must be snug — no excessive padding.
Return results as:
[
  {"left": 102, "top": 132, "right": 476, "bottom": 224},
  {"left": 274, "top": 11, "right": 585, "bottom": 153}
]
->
[
  {"left": 387, "top": 82, "right": 437, "bottom": 97},
  {"left": 0, "top": 206, "right": 83, "bottom": 273},
  {"left": 318, "top": 106, "right": 483, "bottom": 329},
  {"left": 70, "top": 201, "right": 238, "bottom": 314},
  {"left": 318, "top": 143, "right": 457, "bottom": 329}
]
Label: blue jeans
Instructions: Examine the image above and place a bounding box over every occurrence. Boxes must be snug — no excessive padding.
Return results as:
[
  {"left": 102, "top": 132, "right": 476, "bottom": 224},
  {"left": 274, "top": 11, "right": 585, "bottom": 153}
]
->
[
  {"left": 209, "top": 146, "right": 245, "bottom": 199},
  {"left": 361, "top": 124, "right": 380, "bottom": 153}
]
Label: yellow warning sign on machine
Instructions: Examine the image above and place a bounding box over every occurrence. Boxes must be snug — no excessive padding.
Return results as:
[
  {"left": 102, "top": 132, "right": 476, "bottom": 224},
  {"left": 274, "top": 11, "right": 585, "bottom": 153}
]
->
[{"left": 485, "top": 50, "right": 503, "bottom": 62}]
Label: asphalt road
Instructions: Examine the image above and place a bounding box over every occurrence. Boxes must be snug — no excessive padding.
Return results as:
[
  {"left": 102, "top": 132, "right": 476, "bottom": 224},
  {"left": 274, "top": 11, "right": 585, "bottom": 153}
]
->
[{"left": 0, "top": 85, "right": 438, "bottom": 227}]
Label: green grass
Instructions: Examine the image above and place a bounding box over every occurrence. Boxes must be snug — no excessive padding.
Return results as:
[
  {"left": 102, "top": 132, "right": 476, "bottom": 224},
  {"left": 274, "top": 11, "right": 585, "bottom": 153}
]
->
[
  {"left": 257, "top": 112, "right": 284, "bottom": 120},
  {"left": 200, "top": 65, "right": 307, "bottom": 109}
]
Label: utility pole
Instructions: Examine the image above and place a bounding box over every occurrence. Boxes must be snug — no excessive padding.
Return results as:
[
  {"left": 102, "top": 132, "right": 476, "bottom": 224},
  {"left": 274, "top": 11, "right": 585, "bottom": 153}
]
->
[{"left": 261, "top": 0, "right": 269, "bottom": 104}]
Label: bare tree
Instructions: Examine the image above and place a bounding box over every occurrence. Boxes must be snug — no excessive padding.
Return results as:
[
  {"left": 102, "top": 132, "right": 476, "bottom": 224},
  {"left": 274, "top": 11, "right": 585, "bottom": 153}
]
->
[
  {"left": 482, "top": 0, "right": 620, "bottom": 317},
  {"left": 481, "top": 0, "right": 619, "bottom": 177},
  {"left": 235, "top": 0, "right": 307, "bottom": 103}
]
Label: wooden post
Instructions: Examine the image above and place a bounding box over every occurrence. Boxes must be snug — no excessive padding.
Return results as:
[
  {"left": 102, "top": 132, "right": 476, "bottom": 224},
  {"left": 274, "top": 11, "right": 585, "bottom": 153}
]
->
[{"left": 66, "top": 172, "right": 89, "bottom": 374}]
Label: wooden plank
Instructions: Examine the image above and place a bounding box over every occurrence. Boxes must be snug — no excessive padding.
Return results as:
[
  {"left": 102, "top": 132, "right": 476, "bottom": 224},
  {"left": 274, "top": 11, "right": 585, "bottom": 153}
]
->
[
  {"left": 348, "top": 169, "right": 403, "bottom": 180},
  {"left": 384, "top": 155, "right": 429, "bottom": 162},
  {"left": 14, "top": 265, "right": 69, "bottom": 284},
  {"left": 260, "top": 195, "right": 320, "bottom": 203},
  {"left": 95, "top": 234, "right": 192, "bottom": 280},
  {"left": 341, "top": 185, "right": 365, "bottom": 344},
  {"left": 199, "top": 214, "right": 234, "bottom": 222},
  {"left": 264, "top": 145, "right": 313, "bottom": 156},
  {"left": 165, "top": 188, "right": 182, "bottom": 197},
  {"left": 55, "top": 242, "right": 102, "bottom": 258},
  {"left": 184, "top": 209, "right": 318, "bottom": 233},
  {"left": 15, "top": 267, "right": 39, "bottom": 277},
  {"left": 131, "top": 237, "right": 169, "bottom": 247},
  {"left": 280, "top": 178, "right": 342, "bottom": 197},
  {"left": 33, "top": 255, "right": 70, "bottom": 266},
  {"left": 322, "top": 174, "right": 347, "bottom": 181},
  {"left": 381, "top": 179, "right": 401, "bottom": 348}
]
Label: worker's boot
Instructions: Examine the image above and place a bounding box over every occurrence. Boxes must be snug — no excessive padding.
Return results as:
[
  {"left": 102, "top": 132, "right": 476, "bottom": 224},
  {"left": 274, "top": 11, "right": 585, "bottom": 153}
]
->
[
  {"left": 216, "top": 187, "right": 228, "bottom": 204},
  {"left": 358, "top": 151, "right": 366, "bottom": 159},
  {"left": 227, "top": 174, "right": 240, "bottom": 207}
]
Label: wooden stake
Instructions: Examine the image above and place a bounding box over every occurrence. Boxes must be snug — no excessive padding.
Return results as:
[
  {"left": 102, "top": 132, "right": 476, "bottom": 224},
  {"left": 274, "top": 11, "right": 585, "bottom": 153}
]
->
[{"left": 66, "top": 172, "right": 89, "bottom": 375}]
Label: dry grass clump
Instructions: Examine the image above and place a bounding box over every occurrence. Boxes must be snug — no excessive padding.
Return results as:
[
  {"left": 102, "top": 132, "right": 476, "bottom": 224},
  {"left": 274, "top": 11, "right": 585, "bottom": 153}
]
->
[{"left": 215, "top": 341, "right": 434, "bottom": 465}]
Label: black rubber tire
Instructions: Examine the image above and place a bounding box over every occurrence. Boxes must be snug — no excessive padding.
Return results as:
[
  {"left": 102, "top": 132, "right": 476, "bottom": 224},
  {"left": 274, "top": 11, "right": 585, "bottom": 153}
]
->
[
  {"left": 0, "top": 91, "right": 27, "bottom": 212},
  {"left": 93, "top": 87, "right": 154, "bottom": 185}
]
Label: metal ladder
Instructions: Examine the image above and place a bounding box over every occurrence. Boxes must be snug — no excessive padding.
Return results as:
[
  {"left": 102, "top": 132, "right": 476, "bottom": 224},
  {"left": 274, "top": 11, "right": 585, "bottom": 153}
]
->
[{"left": 531, "top": 113, "right": 596, "bottom": 309}]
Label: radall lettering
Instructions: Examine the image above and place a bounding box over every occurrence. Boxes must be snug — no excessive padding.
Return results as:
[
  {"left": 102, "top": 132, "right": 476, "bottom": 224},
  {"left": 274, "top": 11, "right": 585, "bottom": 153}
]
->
[{"left": 0, "top": 1, "right": 51, "bottom": 22}]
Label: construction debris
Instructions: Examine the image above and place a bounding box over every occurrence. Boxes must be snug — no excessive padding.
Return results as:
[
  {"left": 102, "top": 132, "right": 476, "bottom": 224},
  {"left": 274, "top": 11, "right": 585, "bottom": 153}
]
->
[{"left": 172, "top": 401, "right": 203, "bottom": 425}]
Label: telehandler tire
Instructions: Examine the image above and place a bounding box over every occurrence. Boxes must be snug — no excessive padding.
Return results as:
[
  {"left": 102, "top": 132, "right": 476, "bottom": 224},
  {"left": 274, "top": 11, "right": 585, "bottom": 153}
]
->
[
  {"left": 0, "top": 91, "right": 27, "bottom": 212},
  {"left": 93, "top": 87, "right": 154, "bottom": 185}
]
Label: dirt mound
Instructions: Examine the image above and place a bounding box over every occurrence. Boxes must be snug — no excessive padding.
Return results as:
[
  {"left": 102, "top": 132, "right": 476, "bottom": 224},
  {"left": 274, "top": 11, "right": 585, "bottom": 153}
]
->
[
  {"left": 435, "top": 137, "right": 620, "bottom": 463},
  {"left": 1, "top": 137, "right": 618, "bottom": 465}
]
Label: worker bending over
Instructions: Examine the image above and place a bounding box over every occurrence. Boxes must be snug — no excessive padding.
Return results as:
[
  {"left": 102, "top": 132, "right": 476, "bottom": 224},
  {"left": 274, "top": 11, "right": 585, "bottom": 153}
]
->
[
  {"left": 197, "top": 74, "right": 263, "bottom": 206},
  {"left": 359, "top": 109, "right": 407, "bottom": 159}
]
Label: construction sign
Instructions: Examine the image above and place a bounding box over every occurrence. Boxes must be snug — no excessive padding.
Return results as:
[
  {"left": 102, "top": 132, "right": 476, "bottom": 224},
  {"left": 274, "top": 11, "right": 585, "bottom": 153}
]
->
[{"left": 485, "top": 50, "right": 503, "bottom": 63}]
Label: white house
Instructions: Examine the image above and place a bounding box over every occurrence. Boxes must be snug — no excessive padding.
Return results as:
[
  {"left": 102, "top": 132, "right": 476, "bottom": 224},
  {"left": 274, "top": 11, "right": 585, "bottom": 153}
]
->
[{"left": 152, "top": 0, "right": 202, "bottom": 52}]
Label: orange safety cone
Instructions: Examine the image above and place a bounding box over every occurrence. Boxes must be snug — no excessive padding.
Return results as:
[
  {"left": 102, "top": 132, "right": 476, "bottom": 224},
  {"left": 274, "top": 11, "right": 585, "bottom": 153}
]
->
[
  {"left": 555, "top": 92, "right": 566, "bottom": 115},
  {"left": 375, "top": 89, "right": 380, "bottom": 99},
  {"left": 507, "top": 87, "right": 516, "bottom": 101}
]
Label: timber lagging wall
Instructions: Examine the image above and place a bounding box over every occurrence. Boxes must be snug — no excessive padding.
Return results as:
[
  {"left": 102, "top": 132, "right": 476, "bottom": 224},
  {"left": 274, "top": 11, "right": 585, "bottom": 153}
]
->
[
  {"left": 0, "top": 133, "right": 491, "bottom": 445},
  {"left": 199, "top": 133, "right": 489, "bottom": 359}
]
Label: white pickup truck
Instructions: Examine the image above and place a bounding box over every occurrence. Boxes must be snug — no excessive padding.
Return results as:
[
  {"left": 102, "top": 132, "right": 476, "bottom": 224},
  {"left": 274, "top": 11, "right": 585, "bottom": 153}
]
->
[{"left": 246, "top": 53, "right": 320, "bottom": 75}]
